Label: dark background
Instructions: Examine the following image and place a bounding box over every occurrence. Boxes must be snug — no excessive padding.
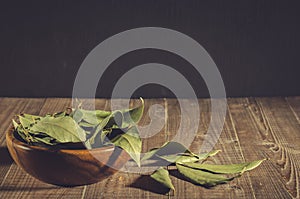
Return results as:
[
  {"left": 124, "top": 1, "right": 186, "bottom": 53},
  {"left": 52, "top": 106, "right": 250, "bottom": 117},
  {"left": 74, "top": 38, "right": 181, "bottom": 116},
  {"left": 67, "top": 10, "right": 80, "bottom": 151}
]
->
[{"left": 0, "top": 0, "right": 299, "bottom": 98}]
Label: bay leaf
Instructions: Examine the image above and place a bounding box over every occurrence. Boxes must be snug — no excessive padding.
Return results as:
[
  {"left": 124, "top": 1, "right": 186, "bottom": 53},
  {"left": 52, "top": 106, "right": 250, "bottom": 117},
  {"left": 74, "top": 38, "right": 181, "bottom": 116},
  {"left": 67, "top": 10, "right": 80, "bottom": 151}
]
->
[
  {"left": 176, "top": 163, "right": 235, "bottom": 187},
  {"left": 110, "top": 126, "right": 141, "bottom": 167},
  {"left": 150, "top": 167, "right": 175, "bottom": 191},
  {"left": 180, "top": 159, "right": 265, "bottom": 174},
  {"left": 142, "top": 141, "right": 194, "bottom": 161},
  {"left": 30, "top": 116, "right": 86, "bottom": 143}
]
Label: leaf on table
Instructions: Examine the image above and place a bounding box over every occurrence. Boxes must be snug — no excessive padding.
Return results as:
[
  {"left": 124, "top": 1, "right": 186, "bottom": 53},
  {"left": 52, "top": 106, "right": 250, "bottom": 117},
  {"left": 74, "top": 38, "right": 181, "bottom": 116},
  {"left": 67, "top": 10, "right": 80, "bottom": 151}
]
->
[
  {"left": 142, "top": 141, "right": 195, "bottom": 161},
  {"left": 110, "top": 126, "right": 141, "bottom": 167},
  {"left": 30, "top": 116, "right": 86, "bottom": 143},
  {"left": 150, "top": 167, "right": 175, "bottom": 191},
  {"left": 176, "top": 163, "right": 236, "bottom": 187},
  {"left": 180, "top": 159, "right": 265, "bottom": 174}
]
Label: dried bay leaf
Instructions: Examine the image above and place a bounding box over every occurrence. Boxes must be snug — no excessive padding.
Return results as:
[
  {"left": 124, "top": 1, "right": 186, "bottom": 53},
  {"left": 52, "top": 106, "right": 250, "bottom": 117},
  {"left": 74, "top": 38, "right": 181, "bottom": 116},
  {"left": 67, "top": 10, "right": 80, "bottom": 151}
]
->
[
  {"left": 150, "top": 167, "right": 175, "bottom": 191},
  {"left": 110, "top": 126, "right": 141, "bottom": 167},
  {"left": 180, "top": 159, "right": 265, "bottom": 174},
  {"left": 176, "top": 163, "right": 235, "bottom": 187},
  {"left": 142, "top": 141, "right": 195, "bottom": 162},
  {"left": 30, "top": 116, "right": 86, "bottom": 143}
]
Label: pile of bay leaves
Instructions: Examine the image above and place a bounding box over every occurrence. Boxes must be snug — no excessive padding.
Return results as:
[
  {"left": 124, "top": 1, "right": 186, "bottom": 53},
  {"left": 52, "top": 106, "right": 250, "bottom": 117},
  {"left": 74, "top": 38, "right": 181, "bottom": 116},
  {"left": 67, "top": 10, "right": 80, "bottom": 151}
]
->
[{"left": 12, "top": 98, "right": 264, "bottom": 193}]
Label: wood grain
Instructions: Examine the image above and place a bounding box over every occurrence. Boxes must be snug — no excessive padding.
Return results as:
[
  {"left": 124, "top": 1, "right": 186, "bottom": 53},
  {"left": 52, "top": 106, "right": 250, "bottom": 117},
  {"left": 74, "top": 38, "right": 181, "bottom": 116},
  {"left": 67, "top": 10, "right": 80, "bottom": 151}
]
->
[{"left": 0, "top": 97, "right": 299, "bottom": 198}]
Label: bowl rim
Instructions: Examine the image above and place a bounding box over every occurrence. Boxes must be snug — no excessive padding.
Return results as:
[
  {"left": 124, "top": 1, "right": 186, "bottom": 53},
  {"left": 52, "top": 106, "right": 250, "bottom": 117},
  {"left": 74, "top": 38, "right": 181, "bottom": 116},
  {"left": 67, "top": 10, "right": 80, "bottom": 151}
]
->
[{"left": 6, "top": 127, "right": 115, "bottom": 153}]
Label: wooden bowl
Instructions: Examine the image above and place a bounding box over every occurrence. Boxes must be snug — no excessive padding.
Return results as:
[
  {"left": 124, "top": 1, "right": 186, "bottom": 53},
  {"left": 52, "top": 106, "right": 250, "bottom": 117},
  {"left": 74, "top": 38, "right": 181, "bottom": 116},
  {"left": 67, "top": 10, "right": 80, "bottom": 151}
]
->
[{"left": 6, "top": 128, "right": 130, "bottom": 186}]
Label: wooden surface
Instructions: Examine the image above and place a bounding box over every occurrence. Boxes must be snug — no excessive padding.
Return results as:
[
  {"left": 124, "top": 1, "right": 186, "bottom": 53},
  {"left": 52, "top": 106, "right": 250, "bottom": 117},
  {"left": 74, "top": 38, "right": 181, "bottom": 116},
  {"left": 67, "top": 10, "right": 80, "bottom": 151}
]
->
[{"left": 0, "top": 97, "right": 299, "bottom": 199}]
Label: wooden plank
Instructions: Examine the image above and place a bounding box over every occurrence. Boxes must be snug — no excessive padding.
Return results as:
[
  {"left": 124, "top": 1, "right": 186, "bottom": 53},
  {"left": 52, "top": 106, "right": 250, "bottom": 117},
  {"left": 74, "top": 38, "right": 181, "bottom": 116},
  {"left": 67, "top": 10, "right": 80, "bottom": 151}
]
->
[
  {"left": 0, "top": 98, "right": 85, "bottom": 199},
  {"left": 255, "top": 97, "right": 300, "bottom": 198},
  {"left": 83, "top": 98, "right": 168, "bottom": 199},
  {"left": 227, "top": 97, "right": 296, "bottom": 198}
]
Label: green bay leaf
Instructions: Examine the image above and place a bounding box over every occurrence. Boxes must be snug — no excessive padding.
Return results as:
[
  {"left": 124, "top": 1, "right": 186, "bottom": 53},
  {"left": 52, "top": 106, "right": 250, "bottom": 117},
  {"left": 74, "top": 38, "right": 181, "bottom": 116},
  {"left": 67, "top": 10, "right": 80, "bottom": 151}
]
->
[
  {"left": 180, "top": 159, "right": 265, "bottom": 174},
  {"left": 150, "top": 167, "right": 175, "bottom": 191},
  {"left": 142, "top": 141, "right": 194, "bottom": 161},
  {"left": 110, "top": 126, "right": 141, "bottom": 167},
  {"left": 30, "top": 116, "right": 86, "bottom": 143},
  {"left": 176, "top": 163, "right": 235, "bottom": 187}
]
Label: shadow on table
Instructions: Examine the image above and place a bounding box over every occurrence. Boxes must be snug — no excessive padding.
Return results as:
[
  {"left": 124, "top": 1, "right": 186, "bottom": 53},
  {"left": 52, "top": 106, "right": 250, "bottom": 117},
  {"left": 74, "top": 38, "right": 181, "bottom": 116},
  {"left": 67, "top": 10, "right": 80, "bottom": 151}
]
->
[
  {"left": 0, "top": 147, "right": 13, "bottom": 166},
  {"left": 128, "top": 175, "right": 170, "bottom": 195},
  {"left": 169, "top": 170, "right": 221, "bottom": 189}
]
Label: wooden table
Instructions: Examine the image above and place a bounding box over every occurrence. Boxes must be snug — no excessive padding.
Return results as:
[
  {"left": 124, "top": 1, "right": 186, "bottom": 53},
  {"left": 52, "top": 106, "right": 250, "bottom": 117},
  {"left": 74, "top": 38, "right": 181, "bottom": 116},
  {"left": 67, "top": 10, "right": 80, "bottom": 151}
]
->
[{"left": 0, "top": 97, "right": 299, "bottom": 199}]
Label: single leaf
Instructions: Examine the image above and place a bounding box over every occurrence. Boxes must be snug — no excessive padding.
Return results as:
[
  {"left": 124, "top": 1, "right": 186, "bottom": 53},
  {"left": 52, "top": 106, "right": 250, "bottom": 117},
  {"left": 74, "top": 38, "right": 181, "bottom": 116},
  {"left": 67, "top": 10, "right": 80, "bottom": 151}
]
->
[
  {"left": 30, "top": 116, "right": 86, "bottom": 143},
  {"left": 110, "top": 126, "right": 141, "bottom": 167},
  {"left": 150, "top": 167, "right": 175, "bottom": 191},
  {"left": 176, "top": 163, "right": 235, "bottom": 187},
  {"left": 181, "top": 159, "right": 265, "bottom": 174},
  {"left": 142, "top": 141, "right": 194, "bottom": 161}
]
